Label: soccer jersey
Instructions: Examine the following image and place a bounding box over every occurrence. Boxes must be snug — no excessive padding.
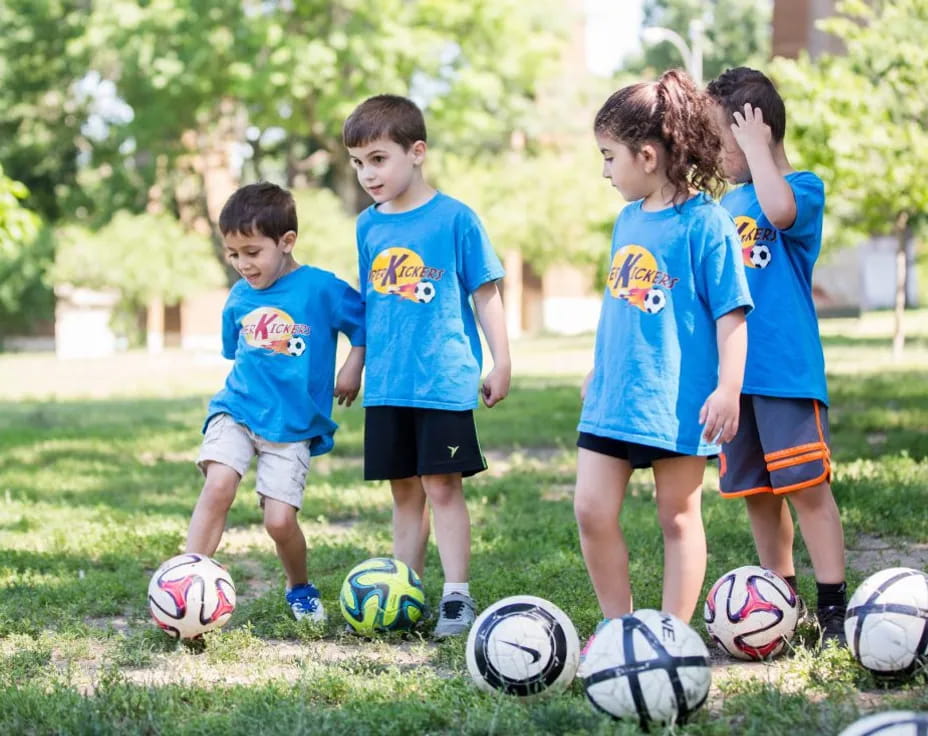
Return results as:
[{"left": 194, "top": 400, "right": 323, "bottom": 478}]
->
[
  {"left": 578, "top": 194, "right": 753, "bottom": 456},
  {"left": 721, "top": 171, "right": 828, "bottom": 404},
  {"left": 205, "top": 265, "right": 365, "bottom": 454},
  {"left": 356, "top": 192, "right": 504, "bottom": 410}
]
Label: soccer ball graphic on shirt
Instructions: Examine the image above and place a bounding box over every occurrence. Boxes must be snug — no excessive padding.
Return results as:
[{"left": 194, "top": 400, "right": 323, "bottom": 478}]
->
[
  {"left": 704, "top": 565, "right": 799, "bottom": 660},
  {"left": 644, "top": 288, "right": 667, "bottom": 314},
  {"left": 749, "top": 244, "right": 772, "bottom": 269},
  {"left": 845, "top": 567, "right": 928, "bottom": 680},
  {"left": 287, "top": 336, "right": 306, "bottom": 356},
  {"left": 414, "top": 280, "right": 436, "bottom": 303}
]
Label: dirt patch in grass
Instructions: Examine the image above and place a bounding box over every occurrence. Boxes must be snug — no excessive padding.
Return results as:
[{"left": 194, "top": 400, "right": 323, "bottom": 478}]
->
[{"left": 847, "top": 533, "right": 928, "bottom": 575}]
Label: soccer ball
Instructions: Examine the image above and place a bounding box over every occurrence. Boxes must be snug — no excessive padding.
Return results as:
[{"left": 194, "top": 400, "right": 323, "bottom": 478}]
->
[
  {"left": 643, "top": 288, "right": 667, "bottom": 314},
  {"left": 582, "top": 610, "right": 711, "bottom": 727},
  {"left": 465, "top": 595, "right": 580, "bottom": 701},
  {"left": 414, "top": 280, "right": 436, "bottom": 303},
  {"left": 287, "top": 336, "right": 306, "bottom": 356},
  {"left": 749, "top": 244, "right": 771, "bottom": 268},
  {"left": 845, "top": 567, "right": 928, "bottom": 679},
  {"left": 339, "top": 557, "right": 426, "bottom": 634},
  {"left": 838, "top": 711, "right": 928, "bottom": 736},
  {"left": 148, "top": 553, "right": 236, "bottom": 639},
  {"left": 704, "top": 565, "right": 799, "bottom": 660}
]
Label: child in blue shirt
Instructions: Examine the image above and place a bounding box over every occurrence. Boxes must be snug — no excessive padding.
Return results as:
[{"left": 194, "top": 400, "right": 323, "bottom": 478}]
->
[
  {"left": 708, "top": 67, "right": 847, "bottom": 645},
  {"left": 576, "top": 70, "right": 753, "bottom": 661},
  {"left": 343, "top": 95, "right": 511, "bottom": 638},
  {"left": 185, "top": 182, "right": 365, "bottom": 623}
]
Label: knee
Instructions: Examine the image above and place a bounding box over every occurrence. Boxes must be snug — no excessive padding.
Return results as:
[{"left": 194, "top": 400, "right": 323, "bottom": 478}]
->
[
  {"left": 264, "top": 508, "right": 298, "bottom": 541},
  {"left": 423, "top": 476, "right": 460, "bottom": 507},
  {"left": 574, "top": 496, "right": 609, "bottom": 535},
  {"left": 788, "top": 483, "right": 833, "bottom": 515},
  {"left": 200, "top": 477, "right": 237, "bottom": 511},
  {"left": 657, "top": 507, "right": 697, "bottom": 541}
]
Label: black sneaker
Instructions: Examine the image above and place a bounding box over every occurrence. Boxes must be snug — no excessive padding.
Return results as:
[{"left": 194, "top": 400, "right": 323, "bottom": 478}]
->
[{"left": 817, "top": 605, "right": 847, "bottom": 647}]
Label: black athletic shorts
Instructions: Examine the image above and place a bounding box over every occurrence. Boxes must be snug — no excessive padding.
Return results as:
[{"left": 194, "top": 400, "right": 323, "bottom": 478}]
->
[
  {"left": 577, "top": 432, "right": 684, "bottom": 469},
  {"left": 364, "top": 406, "right": 487, "bottom": 481}
]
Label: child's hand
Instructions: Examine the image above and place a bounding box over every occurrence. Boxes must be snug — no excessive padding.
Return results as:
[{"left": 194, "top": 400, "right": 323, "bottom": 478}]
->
[
  {"left": 698, "top": 385, "right": 740, "bottom": 444},
  {"left": 481, "top": 366, "right": 510, "bottom": 408},
  {"left": 334, "top": 368, "right": 360, "bottom": 406},
  {"left": 730, "top": 103, "right": 772, "bottom": 155}
]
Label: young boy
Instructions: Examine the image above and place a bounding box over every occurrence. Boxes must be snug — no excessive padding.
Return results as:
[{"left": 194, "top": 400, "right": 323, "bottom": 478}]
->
[
  {"left": 185, "top": 182, "right": 365, "bottom": 623},
  {"left": 343, "top": 94, "right": 511, "bottom": 638},
  {"left": 707, "top": 67, "right": 847, "bottom": 644}
]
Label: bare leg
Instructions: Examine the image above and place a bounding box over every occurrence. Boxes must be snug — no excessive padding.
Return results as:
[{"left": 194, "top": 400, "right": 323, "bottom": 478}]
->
[
  {"left": 744, "top": 492, "right": 796, "bottom": 577},
  {"left": 788, "top": 482, "right": 845, "bottom": 583},
  {"left": 421, "top": 473, "right": 469, "bottom": 583},
  {"left": 185, "top": 462, "right": 240, "bottom": 555},
  {"left": 653, "top": 455, "right": 708, "bottom": 623},
  {"left": 574, "top": 448, "right": 634, "bottom": 618},
  {"left": 263, "top": 497, "right": 308, "bottom": 589},
  {"left": 391, "top": 476, "right": 430, "bottom": 576}
]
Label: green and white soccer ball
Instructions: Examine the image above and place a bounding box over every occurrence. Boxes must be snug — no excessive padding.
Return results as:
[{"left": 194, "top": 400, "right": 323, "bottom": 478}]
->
[{"left": 339, "top": 557, "right": 426, "bottom": 634}]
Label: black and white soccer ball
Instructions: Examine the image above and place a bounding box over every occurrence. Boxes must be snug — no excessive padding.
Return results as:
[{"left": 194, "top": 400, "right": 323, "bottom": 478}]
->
[
  {"left": 148, "top": 553, "right": 236, "bottom": 639},
  {"left": 644, "top": 288, "right": 666, "bottom": 314},
  {"left": 838, "top": 710, "right": 928, "bottom": 736},
  {"left": 750, "top": 244, "right": 771, "bottom": 269},
  {"left": 845, "top": 567, "right": 928, "bottom": 679},
  {"left": 465, "top": 595, "right": 580, "bottom": 701},
  {"left": 582, "top": 610, "right": 711, "bottom": 728},
  {"left": 414, "top": 280, "right": 436, "bottom": 303},
  {"left": 287, "top": 336, "right": 306, "bottom": 356},
  {"left": 704, "top": 565, "right": 799, "bottom": 660}
]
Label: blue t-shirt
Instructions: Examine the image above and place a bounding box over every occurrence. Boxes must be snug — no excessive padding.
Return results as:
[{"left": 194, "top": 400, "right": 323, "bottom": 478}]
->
[
  {"left": 205, "top": 265, "right": 365, "bottom": 454},
  {"left": 721, "top": 171, "right": 828, "bottom": 404},
  {"left": 579, "top": 194, "right": 754, "bottom": 456},
  {"left": 356, "top": 192, "right": 504, "bottom": 410}
]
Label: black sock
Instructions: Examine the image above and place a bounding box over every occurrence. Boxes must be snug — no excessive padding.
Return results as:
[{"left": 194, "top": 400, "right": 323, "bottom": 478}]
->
[
  {"left": 816, "top": 581, "right": 847, "bottom": 609},
  {"left": 784, "top": 575, "right": 799, "bottom": 593}
]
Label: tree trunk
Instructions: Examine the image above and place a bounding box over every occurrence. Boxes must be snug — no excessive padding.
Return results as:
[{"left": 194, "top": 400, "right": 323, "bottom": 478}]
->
[{"left": 892, "top": 214, "right": 910, "bottom": 362}]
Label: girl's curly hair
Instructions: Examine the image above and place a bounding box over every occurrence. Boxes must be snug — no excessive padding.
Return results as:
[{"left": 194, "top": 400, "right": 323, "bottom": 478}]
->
[{"left": 594, "top": 69, "right": 725, "bottom": 202}]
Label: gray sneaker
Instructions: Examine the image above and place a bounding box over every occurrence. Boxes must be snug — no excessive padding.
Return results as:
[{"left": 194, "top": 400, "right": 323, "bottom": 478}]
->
[{"left": 433, "top": 592, "right": 477, "bottom": 639}]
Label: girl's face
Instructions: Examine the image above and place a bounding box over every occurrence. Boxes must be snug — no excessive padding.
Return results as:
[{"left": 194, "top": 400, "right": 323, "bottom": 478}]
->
[{"left": 595, "top": 133, "right": 653, "bottom": 202}]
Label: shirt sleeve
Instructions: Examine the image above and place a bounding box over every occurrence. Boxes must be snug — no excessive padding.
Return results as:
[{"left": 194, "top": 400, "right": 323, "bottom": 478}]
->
[
  {"left": 782, "top": 172, "right": 825, "bottom": 249},
  {"left": 332, "top": 278, "right": 366, "bottom": 347},
  {"left": 697, "top": 211, "right": 754, "bottom": 320},
  {"left": 456, "top": 213, "right": 505, "bottom": 294},
  {"left": 220, "top": 297, "right": 238, "bottom": 360}
]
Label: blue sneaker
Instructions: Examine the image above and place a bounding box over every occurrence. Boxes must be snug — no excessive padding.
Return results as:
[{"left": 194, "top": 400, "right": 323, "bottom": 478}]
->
[
  {"left": 577, "top": 618, "right": 611, "bottom": 678},
  {"left": 285, "top": 583, "right": 326, "bottom": 623}
]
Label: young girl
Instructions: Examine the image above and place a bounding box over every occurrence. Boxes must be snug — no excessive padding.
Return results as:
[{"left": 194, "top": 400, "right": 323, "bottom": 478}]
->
[{"left": 575, "top": 69, "right": 753, "bottom": 648}]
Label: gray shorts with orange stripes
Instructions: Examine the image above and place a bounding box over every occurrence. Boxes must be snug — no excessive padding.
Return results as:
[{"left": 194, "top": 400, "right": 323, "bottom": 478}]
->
[{"left": 719, "top": 394, "right": 831, "bottom": 497}]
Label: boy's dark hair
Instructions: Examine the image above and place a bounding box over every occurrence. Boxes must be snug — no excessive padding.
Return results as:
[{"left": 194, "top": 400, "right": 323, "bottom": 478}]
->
[
  {"left": 594, "top": 68, "right": 725, "bottom": 201},
  {"left": 342, "top": 94, "right": 427, "bottom": 150},
  {"left": 218, "top": 182, "right": 297, "bottom": 241},
  {"left": 707, "top": 67, "right": 787, "bottom": 143}
]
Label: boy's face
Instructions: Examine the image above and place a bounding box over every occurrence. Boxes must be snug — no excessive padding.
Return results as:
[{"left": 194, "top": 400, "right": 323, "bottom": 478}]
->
[
  {"left": 347, "top": 137, "right": 425, "bottom": 204},
  {"left": 223, "top": 230, "right": 296, "bottom": 290},
  {"left": 712, "top": 102, "right": 751, "bottom": 184}
]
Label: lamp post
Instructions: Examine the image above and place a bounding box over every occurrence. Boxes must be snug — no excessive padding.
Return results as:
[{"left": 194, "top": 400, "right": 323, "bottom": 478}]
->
[{"left": 641, "top": 18, "right": 705, "bottom": 84}]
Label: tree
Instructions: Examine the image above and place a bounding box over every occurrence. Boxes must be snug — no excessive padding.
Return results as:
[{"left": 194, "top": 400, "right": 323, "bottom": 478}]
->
[
  {"left": 0, "top": 168, "right": 45, "bottom": 337},
  {"left": 625, "top": 0, "right": 772, "bottom": 80},
  {"left": 770, "top": 0, "right": 928, "bottom": 359}
]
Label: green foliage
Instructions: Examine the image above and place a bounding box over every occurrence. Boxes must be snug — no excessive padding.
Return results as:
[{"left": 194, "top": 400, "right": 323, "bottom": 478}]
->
[
  {"left": 0, "top": 169, "right": 42, "bottom": 321},
  {"left": 291, "top": 187, "right": 358, "bottom": 284}
]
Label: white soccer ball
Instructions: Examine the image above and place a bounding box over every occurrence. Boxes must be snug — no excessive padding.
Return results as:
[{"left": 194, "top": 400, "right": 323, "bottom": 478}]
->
[
  {"left": 704, "top": 565, "right": 799, "bottom": 660},
  {"left": 465, "top": 595, "right": 580, "bottom": 701},
  {"left": 838, "top": 711, "right": 928, "bottom": 736},
  {"left": 582, "top": 610, "right": 711, "bottom": 727},
  {"left": 148, "top": 553, "right": 236, "bottom": 639},
  {"left": 845, "top": 567, "right": 928, "bottom": 679},
  {"left": 414, "top": 280, "right": 436, "bottom": 303},
  {"left": 287, "top": 336, "right": 306, "bottom": 356},
  {"left": 750, "top": 244, "right": 771, "bottom": 268},
  {"left": 644, "top": 288, "right": 666, "bottom": 314}
]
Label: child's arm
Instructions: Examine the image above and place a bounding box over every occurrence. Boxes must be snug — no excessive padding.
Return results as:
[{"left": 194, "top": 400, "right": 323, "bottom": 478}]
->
[
  {"left": 334, "top": 346, "right": 365, "bottom": 407},
  {"left": 699, "top": 309, "right": 747, "bottom": 444},
  {"left": 730, "top": 103, "right": 796, "bottom": 230},
  {"left": 472, "top": 281, "right": 511, "bottom": 408}
]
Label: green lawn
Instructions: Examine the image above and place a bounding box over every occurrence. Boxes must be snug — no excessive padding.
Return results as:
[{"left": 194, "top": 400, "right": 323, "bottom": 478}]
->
[{"left": 1, "top": 311, "right": 926, "bottom": 734}]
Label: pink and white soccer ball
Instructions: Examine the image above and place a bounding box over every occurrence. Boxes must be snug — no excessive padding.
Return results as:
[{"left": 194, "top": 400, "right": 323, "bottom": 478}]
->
[
  {"left": 704, "top": 565, "right": 799, "bottom": 660},
  {"left": 148, "top": 553, "right": 236, "bottom": 639},
  {"left": 845, "top": 567, "right": 928, "bottom": 679}
]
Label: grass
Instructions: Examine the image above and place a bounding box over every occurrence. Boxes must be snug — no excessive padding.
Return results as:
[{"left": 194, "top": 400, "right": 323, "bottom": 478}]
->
[{"left": 0, "top": 310, "right": 927, "bottom": 734}]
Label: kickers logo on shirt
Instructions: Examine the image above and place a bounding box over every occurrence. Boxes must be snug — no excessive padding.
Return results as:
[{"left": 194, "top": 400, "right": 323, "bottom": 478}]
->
[
  {"left": 368, "top": 247, "right": 445, "bottom": 304},
  {"left": 735, "top": 216, "right": 774, "bottom": 270},
  {"left": 607, "top": 244, "right": 679, "bottom": 315},
  {"left": 240, "top": 307, "right": 310, "bottom": 357}
]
